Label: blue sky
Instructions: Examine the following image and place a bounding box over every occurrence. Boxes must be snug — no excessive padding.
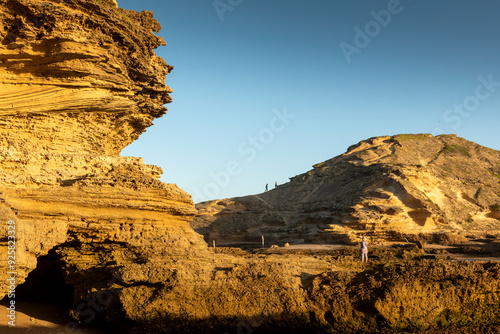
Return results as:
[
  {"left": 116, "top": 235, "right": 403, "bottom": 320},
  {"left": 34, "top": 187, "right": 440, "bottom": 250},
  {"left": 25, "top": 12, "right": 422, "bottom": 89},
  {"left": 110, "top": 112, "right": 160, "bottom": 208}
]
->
[{"left": 119, "top": 0, "right": 500, "bottom": 203}]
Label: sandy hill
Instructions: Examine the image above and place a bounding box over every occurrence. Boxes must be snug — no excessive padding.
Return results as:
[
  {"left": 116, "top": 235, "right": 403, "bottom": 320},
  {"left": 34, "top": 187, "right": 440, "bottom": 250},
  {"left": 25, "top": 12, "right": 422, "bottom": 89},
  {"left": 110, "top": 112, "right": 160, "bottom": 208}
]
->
[{"left": 193, "top": 134, "right": 500, "bottom": 246}]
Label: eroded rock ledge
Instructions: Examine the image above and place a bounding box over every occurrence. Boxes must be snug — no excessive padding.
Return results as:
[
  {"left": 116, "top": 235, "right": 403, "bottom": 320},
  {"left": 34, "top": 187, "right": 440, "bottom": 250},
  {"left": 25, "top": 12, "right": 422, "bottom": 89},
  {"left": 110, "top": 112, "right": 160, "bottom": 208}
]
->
[{"left": 0, "top": 0, "right": 172, "bottom": 155}]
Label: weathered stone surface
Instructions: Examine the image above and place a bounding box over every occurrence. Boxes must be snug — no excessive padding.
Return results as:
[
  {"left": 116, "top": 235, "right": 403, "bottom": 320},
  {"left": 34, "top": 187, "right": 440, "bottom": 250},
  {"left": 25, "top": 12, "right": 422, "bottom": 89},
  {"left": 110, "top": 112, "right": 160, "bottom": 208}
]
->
[
  {"left": 0, "top": 0, "right": 203, "bottom": 303},
  {"left": 194, "top": 134, "right": 500, "bottom": 246},
  {"left": 0, "top": 0, "right": 172, "bottom": 155}
]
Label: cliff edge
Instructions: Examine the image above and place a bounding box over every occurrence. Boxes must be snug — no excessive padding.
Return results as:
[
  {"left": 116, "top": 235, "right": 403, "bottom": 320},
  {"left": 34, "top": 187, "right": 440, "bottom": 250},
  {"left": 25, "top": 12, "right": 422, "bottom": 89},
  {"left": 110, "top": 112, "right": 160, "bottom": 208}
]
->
[
  {"left": 0, "top": 0, "right": 205, "bottom": 304},
  {"left": 0, "top": 0, "right": 171, "bottom": 156}
]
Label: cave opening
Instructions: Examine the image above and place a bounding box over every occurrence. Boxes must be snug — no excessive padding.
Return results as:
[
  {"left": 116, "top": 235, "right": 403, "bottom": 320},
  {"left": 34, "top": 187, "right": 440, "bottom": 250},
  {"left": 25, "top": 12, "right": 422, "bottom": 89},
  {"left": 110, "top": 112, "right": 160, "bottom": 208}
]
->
[
  {"left": 1, "top": 248, "right": 118, "bottom": 332},
  {"left": 8, "top": 248, "right": 74, "bottom": 307},
  {"left": 1, "top": 248, "right": 78, "bottom": 329}
]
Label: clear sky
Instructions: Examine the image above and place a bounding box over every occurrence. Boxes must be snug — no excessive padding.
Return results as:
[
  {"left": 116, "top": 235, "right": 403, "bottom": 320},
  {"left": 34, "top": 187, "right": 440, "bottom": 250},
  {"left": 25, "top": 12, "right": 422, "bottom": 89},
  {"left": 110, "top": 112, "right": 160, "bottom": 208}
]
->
[{"left": 119, "top": 0, "right": 500, "bottom": 203}]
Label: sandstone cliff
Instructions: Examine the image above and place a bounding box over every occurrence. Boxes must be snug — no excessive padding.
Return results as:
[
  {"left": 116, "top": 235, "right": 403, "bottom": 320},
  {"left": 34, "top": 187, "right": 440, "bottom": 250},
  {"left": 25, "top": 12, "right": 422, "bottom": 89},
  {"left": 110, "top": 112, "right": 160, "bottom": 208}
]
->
[
  {"left": 0, "top": 0, "right": 171, "bottom": 156},
  {"left": 193, "top": 134, "right": 500, "bottom": 246},
  {"left": 0, "top": 0, "right": 205, "bottom": 303}
]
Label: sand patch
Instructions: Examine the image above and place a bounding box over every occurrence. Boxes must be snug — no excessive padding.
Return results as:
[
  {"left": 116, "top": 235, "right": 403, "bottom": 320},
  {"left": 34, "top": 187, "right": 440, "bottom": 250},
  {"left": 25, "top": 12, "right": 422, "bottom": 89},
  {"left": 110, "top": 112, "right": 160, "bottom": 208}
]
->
[{"left": 0, "top": 301, "right": 107, "bottom": 334}]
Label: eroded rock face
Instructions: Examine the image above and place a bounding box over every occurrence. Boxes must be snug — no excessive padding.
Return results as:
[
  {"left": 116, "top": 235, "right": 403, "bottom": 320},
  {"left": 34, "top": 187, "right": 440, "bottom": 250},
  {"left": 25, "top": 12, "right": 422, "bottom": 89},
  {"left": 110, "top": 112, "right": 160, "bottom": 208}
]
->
[
  {"left": 193, "top": 134, "right": 500, "bottom": 246},
  {"left": 0, "top": 0, "right": 172, "bottom": 156},
  {"left": 0, "top": 0, "right": 204, "bottom": 302}
]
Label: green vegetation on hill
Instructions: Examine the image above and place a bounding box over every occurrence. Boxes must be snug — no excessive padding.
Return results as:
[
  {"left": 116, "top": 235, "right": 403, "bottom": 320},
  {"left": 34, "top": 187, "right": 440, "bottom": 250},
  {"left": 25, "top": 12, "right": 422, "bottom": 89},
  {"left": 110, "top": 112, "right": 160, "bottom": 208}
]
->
[
  {"left": 396, "top": 134, "right": 432, "bottom": 141},
  {"left": 443, "top": 144, "right": 471, "bottom": 157}
]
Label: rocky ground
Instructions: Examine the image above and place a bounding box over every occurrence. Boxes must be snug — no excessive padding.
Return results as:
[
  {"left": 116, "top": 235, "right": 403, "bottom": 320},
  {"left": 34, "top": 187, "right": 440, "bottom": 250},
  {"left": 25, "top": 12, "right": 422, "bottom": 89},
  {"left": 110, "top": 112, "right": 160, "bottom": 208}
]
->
[
  {"left": 0, "top": 300, "right": 108, "bottom": 333},
  {"left": 3, "top": 235, "right": 500, "bottom": 333},
  {"left": 120, "top": 241, "right": 500, "bottom": 334}
]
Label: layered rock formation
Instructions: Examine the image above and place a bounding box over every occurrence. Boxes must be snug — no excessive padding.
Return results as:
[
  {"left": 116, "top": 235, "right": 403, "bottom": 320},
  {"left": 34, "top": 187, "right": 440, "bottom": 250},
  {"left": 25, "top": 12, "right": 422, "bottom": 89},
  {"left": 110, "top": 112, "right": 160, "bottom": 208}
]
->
[
  {"left": 194, "top": 134, "right": 500, "bottom": 246},
  {"left": 0, "top": 0, "right": 204, "bottom": 304},
  {"left": 0, "top": 0, "right": 171, "bottom": 156}
]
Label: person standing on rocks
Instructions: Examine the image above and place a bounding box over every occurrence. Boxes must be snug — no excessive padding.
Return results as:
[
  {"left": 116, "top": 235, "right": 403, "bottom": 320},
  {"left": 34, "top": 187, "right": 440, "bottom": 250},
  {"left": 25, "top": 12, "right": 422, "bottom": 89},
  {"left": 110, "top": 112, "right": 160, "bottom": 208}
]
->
[{"left": 360, "top": 237, "right": 368, "bottom": 263}]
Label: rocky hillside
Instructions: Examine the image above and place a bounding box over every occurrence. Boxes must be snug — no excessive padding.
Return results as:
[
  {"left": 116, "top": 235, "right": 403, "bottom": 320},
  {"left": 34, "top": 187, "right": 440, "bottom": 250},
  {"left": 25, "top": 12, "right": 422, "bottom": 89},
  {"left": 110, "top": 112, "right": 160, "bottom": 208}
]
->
[{"left": 194, "top": 134, "right": 500, "bottom": 246}]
